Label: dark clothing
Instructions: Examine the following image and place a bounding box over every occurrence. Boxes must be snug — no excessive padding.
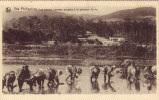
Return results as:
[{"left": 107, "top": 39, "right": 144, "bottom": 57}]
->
[
  {"left": 19, "top": 69, "right": 30, "bottom": 80},
  {"left": 3, "top": 73, "right": 16, "bottom": 92},
  {"left": 7, "top": 75, "right": 16, "bottom": 85},
  {"left": 90, "top": 67, "right": 100, "bottom": 82},
  {"left": 135, "top": 68, "right": 140, "bottom": 78},
  {"left": 103, "top": 67, "right": 108, "bottom": 75},
  {"left": 48, "top": 68, "right": 58, "bottom": 84},
  {"left": 66, "top": 67, "right": 78, "bottom": 81}
]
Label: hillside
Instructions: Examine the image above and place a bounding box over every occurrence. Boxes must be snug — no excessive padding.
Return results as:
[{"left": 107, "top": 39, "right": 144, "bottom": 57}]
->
[
  {"left": 3, "top": 10, "right": 97, "bottom": 26},
  {"left": 3, "top": 10, "right": 74, "bottom": 26},
  {"left": 93, "top": 7, "right": 156, "bottom": 22},
  {"left": 3, "top": 7, "right": 156, "bottom": 45}
]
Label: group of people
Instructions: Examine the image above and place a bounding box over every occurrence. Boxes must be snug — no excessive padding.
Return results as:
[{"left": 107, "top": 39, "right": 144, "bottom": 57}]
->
[
  {"left": 2, "top": 59, "right": 157, "bottom": 93},
  {"left": 90, "top": 65, "right": 116, "bottom": 83},
  {"left": 90, "top": 65, "right": 117, "bottom": 93},
  {"left": 2, "top": 64, "right": 82, "bottom": 92},
  {"left": 90, "top": 59, "right": 156, "bottom": 92}
]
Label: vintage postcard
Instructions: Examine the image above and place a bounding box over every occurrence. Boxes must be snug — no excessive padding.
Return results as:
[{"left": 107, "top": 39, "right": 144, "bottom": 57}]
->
[{"left": 0, "top": 1, "right": 159, "bottom": 100}]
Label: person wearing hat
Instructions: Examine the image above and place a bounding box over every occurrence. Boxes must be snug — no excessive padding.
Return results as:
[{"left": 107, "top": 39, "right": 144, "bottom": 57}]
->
[
  {"left": 17, "top": 64, "right": 31, "bottom": 92},
  {"left": 90, "top": 66, "right": 100, "bottom": 82},
  {"left": 19, "top": 64, "right": 30, "bottom": 80}
]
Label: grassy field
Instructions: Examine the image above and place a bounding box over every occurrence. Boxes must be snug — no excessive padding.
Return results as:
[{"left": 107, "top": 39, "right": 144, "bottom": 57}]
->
[
  {"left": 2, "top": 44, "right": 156, "bottom": 66},
  {"left": 2, "top": 44, "right": 156, "bottom": 94}
]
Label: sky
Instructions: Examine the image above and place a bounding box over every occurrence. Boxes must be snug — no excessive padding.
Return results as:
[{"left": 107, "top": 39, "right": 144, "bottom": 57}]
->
[
  {"left": 2, "top": 3, "right": 156, "bottom": 25},
  {"left": 59, "top": 5, "right": 156, "bottom": 15}
]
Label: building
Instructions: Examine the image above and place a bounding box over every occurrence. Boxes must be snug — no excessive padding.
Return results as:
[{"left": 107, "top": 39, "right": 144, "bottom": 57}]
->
[
  {"left": 87, "top": 35, "right": 108, "bottom": 46},
  {"left": 78, "top": 38, "right": 87, "bottom": 42},
  {"left": 47, "top": 40, "right": 55, "bottom": 45},
  {"left": 78, "top": 33, "right": 125, "bottom": 46},
  {"left": 85, "top": 31, "right": 92, "bottom": 36},
  {"left": 109, "top": 37, "right": 125, "bottom": 42}
]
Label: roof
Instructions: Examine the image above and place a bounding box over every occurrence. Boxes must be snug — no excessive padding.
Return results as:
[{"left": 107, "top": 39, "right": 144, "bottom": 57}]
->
[
  {"left": 78, "top": 38, "right": 87, "bottom": 40},
  {"left": 109, "top": 37, "right": 124, "bottom": 39},
  {"left": 87, "top": 35, "right": 109, "bottom": 43},
  {"left": 86, "top": 31, "right": 92, "bottom": 34}
]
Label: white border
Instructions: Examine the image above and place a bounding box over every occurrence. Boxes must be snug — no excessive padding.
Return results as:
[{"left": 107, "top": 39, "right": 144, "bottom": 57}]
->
[{"left": 0, "top": 1, "right": 158, "bottom": 100}]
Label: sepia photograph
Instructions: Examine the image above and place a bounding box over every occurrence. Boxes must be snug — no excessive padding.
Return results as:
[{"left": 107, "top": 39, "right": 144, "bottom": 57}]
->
[{"left": 1, "top": 2, "right": 157, "bottom": 95}]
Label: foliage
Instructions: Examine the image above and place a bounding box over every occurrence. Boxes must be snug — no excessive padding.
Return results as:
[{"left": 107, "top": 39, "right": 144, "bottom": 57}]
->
[{"left": 3, "top": 15, "right": 156, "bottom": 46}]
